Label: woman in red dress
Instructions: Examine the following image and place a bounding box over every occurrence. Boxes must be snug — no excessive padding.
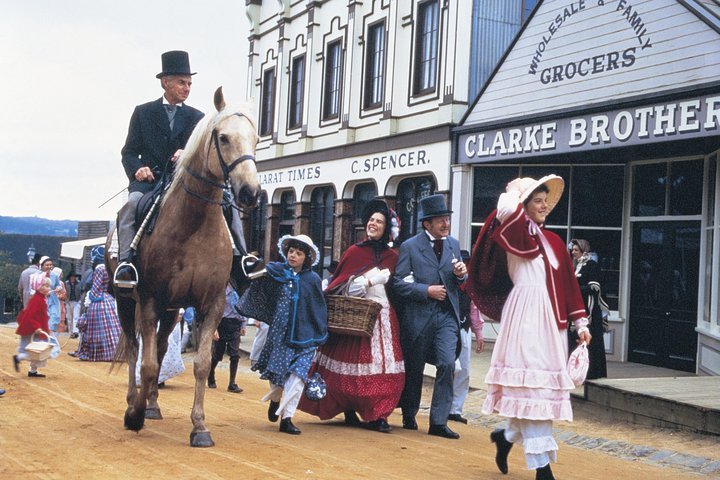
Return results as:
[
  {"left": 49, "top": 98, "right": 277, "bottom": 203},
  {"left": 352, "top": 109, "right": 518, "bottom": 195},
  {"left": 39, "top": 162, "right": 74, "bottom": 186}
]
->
[{"left": 299, "top": 199, "right": 405, "bottom": 433}]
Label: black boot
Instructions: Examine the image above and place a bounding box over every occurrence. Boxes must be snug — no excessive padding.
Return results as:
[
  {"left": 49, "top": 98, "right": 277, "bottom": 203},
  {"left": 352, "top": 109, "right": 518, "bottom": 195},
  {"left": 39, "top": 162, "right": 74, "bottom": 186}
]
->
[
  {"left": 227, "top": 357, "right": 242, "bottom": 393},
  {"left": 490, "top": 429, "right": 513, "bottom": 474},
  {"left": 208, "top": 359, "right": 218, "bottom": 389},
  {"left": 267, "top": 400, "right": 280, "bottom": 422},
  {"left": 279, "top": 417, "right": 301, "bottom": 435},
  {"left": 536, "top": 464, "right": 555, "bottom": 480}
]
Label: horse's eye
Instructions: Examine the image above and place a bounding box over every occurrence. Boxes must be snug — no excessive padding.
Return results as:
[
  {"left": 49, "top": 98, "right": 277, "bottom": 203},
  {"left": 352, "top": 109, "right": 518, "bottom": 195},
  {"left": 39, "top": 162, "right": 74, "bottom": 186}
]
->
[{"left": 219, "top": 134, "right": 229, "bottom": 144}]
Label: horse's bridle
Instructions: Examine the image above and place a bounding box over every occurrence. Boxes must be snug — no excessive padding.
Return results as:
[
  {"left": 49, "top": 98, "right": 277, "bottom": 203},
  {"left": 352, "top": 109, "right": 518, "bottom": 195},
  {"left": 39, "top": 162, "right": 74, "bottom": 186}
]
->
[{"left": 180, "top": 112, "right": 256, "bottom": 209}]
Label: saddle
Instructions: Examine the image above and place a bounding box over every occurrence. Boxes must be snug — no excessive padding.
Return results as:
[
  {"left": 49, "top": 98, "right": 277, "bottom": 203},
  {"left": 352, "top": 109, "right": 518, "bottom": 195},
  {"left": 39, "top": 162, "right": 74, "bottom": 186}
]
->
[{"left": 134, "top": 180, "right": 166, "bottom": 234}]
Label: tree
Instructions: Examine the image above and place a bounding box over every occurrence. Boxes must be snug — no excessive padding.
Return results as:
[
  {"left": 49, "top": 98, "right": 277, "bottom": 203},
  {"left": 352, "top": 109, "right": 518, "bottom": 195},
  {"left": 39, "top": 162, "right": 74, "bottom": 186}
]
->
[{"left": 0, "top": 251, "right": 25, "bottom": 319}]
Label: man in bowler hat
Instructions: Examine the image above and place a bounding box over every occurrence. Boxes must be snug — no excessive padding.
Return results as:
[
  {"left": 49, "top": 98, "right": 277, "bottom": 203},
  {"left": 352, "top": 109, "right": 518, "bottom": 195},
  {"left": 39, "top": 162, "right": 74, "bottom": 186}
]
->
[
  {"left": 391, "top": 194, "right": 467, "bottom": 439},
  {"left": 114, "top": 50, "right": 204, "bottom": 288}
]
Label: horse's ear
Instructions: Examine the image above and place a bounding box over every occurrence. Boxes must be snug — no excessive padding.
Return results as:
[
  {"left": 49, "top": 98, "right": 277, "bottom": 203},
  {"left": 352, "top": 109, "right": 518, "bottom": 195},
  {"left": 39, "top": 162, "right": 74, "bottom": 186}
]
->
[{"left": 214, "top": 87, "right": 226, "bottom": 112}]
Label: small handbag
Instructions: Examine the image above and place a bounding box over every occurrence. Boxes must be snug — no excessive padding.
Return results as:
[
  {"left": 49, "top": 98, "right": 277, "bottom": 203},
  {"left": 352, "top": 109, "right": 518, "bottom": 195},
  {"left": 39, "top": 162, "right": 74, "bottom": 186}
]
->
[
  {"left": 567, "top": 343, "right": 589, "bottom": 387},
  {"left": 304, "top": 372, "right": 327, "bottom": 401}
]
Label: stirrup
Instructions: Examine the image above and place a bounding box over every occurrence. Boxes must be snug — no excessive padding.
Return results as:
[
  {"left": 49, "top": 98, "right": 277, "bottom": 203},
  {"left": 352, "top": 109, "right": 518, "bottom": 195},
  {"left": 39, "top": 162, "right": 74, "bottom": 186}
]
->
[{"left": 114, "top": 261, "right": 139, "bottom": 289}]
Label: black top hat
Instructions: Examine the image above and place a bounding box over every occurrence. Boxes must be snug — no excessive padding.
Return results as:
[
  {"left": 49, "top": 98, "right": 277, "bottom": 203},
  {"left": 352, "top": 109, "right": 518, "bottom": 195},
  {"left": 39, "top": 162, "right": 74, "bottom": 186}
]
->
[
  {"left": 156, "top": 50, "right": 196, "bottom": 79},
  {"left": 418, "top": 194, "right": 452, "bottom": 221}
]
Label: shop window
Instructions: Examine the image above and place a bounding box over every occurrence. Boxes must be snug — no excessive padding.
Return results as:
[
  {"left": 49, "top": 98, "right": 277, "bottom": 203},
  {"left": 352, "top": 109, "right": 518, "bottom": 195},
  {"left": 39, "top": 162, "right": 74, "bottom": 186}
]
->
[
  {"left": 310, "top": 187, "right": 335, "bottom": 274},
  {"left": 570, "top": 229, "right": 622, "bottom": 310},
  {"left": 571, "top": 166, "right": 624, "bottom": 227},
  {"left": 352, "top": 183, "right": 378, "bottom": 242},
  {"left": 323, "top": 40, "right": 343, "bottom": 120},
  {"left": 364, "top": 20, "right": 386, "bottom": 109},
  {"left": 703, "top": 153, "right": 719, "bottom": 327},
  {"left": 632, "top": 163, "right": 667, "bottom": 216},
  {"left": 249, "top": 192, "right": 268, "bottom": 257},
  {"left": 471, "top": 166, "right": 519, "bottom": 223},
  {"left": 669, "top": 159, "right": 703, "bottom": 216},
  {"left": 396, "top": 176, "right": 435, "bottom": 245},
  {"left": 279, "top": 190, "right": 295, "bottom": 237},
  {"left": 413, "top": 0, "right": 439, "bottom": 96},
  {"left": 260, "top": 67, "right": 276, "bottom": 137},
  {"left": 288, "top": 55, "right": 305, "bottom": 130}
]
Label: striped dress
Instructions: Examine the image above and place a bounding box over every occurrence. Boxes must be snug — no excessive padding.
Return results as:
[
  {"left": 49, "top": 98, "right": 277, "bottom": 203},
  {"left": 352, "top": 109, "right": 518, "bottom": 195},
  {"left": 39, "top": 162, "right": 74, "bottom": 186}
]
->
[{"left": 76, "top": 265, "right": 122, "bottom": 362}]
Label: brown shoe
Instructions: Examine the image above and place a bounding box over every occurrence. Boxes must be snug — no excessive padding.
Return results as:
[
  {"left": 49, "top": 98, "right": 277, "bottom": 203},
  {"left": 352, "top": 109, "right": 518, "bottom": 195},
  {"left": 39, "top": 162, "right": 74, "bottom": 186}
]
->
[{"left": 227, "top": 383, "right": 243, "bottom": 393}]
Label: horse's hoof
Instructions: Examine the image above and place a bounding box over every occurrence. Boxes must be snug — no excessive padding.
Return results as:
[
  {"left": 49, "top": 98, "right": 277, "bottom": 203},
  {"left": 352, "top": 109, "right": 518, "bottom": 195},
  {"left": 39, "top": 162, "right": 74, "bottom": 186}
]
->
[
  {"left": 124, "top": 409, "right": 145, "bottom": 431},
  {"left": 145, "top": 407, "right": 163, "bottom": 420},
  {"left": 190, "top": 431, "right": 215, "bottom": 448}
]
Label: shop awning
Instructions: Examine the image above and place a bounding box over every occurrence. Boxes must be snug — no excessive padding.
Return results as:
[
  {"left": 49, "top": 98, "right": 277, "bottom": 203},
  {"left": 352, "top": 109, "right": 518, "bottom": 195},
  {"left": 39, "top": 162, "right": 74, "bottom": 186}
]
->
[{"left": 60, "top": 237, "right": 106, "bottom": 260}]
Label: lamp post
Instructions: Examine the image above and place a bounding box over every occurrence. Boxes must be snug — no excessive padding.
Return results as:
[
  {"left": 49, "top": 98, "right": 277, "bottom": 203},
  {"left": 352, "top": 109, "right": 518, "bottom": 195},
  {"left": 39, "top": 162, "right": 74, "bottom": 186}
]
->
[{"left": 26, "top": 244, "right": 35, "bottom": 263}]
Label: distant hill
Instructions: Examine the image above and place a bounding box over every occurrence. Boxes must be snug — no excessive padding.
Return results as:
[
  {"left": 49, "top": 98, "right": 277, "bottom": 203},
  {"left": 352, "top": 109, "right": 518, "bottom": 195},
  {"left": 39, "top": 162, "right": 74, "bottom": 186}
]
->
[
  {"left": 0, "top": 233, "right": 74, "bottom": 265},
  {"left": 0, "top": 216, "right": 78, "bottom": 237}
]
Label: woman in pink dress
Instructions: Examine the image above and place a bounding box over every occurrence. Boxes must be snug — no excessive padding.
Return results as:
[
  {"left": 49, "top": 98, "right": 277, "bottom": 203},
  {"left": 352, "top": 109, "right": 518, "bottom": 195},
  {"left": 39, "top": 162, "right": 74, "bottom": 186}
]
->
[
  {"left": 299, "top": 199, "right": 405, "bottom": 433},
  {"left": 468, "top": 175, "right": 591, "bottom": 480}
]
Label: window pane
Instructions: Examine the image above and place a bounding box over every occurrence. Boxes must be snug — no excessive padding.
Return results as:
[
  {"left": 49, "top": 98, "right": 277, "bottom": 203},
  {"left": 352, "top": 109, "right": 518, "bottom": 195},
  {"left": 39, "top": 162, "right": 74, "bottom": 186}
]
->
[
  {"left": 353, "top": 183, "right": 378, "bottom": 222},
  {"left": 669, "top": 159, "right": 703, "bottom": 216},
  {"left": 414, "top": 0, "right": 439, "bottom": 94},
  {"left": 396, "top": 176, "right": 434, "bottom": 245},
  {"left": 471, "top": 166, "right": 519, "bottom": 223},
  {"left": 520, "top": 166, "right": 571, "bottom": 226},
  {"left": 280, "top": 191, "right": 295, "bottom": 221},
  {"left": 324, "top": 41, "right": 342, "bottom": 119},
  {"left": 571, "top": 228, "right": 622, "bottom": 310},
  {"left": 260, "top": 68, "right": 275, "bottom": 136},
  {"left": 289, "top": 56, "right": 305, "bottom": 129},
  {"left": 364, "top": 22, "right": 385, "bottom": 108},
  {"left": 250, "top": 193, "right": 268, "bottom": 256},
  {"left": 633, "top": 163, "right": 667, "bottom": 216},
  {"left": 703, "top": 228, "right": 714, "bottom": 323},
  {"left": 708, "top": 154, "right": 717, "bottom": 226},
  {"left": 572, "top": 166, "right": 624, "bottom": 227},
  {"left": 311, "top": 188, "right": 335, "bottom": 274}
]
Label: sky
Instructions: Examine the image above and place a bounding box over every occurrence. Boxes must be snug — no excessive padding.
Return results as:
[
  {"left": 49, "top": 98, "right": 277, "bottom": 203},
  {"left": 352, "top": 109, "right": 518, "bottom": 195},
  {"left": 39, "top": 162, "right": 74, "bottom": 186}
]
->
[{"left": 0, "top": 0, "right": 250, "bottom": 221}]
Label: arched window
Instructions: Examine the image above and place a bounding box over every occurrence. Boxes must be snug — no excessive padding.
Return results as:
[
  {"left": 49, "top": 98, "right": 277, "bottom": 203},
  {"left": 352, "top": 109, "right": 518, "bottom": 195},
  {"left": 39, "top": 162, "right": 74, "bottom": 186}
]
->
[
  {"left": 249, "top": 192, "right": 268, "bottom": 257},
  {"left": 352, "top": 183, "right": 378, "bottom": 243},
  {"left": 310, "top": 187, "right": 335, "bottom": 275},
  {"left": 396, "top": 176, "right": 435, "bottom": 246},
  {"left": 279, "top": 190, "right": 296, "bottom": 238}
]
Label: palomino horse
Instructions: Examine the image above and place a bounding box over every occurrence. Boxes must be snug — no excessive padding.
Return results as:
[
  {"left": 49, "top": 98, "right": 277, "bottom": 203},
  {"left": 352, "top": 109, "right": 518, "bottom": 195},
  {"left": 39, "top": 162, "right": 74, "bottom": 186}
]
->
[{"left": 108, "top": 87, "right": 260, "bottom": 447}]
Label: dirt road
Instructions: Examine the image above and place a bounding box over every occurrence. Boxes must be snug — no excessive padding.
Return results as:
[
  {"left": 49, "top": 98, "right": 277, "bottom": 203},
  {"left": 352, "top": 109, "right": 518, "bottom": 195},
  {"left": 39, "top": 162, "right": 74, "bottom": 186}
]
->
[{"left": 0, "top": 327, "right": 712, "bottom": 479}]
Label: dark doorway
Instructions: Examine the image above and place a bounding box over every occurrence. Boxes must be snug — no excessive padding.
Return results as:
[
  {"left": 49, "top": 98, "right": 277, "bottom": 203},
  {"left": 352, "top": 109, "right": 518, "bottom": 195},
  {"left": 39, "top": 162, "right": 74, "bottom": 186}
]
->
[{"left": 628, "top": 222, "right": 700, "bottom": 372}]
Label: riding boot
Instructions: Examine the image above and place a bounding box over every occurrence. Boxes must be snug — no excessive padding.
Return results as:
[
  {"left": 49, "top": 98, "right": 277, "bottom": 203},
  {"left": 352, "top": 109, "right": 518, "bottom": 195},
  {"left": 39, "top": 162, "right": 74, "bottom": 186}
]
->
[
  {"left": 208, "top": 359, "right": 218, "bottom": 389},
  {"left": 535, "top": 464, "right": 555, "bottom": 480},
  {"left": 490, "top": 429, "right": 513, "bottom": 474}
]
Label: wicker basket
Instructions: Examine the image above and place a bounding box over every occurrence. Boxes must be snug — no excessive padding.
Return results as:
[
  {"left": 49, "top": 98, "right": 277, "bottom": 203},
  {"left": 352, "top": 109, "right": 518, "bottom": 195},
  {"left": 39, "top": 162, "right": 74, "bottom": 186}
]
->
[
  {"left": 25, "top": 331, "right": 53, "bottom": 362},
  {"left": 325, "top": 281, "right": 382, "bottom": 337}
]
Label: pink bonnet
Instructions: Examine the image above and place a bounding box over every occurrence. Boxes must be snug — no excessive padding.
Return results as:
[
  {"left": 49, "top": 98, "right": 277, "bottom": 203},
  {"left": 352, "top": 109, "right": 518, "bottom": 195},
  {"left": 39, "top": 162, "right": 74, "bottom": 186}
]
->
[{"left": 30, "top": 273, "right": 49, "bottom": 292}]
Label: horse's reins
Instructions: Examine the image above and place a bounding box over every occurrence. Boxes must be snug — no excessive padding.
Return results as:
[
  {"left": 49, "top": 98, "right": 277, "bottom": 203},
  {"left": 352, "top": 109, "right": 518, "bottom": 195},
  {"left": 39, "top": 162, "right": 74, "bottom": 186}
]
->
[{"left": 180, "top": 112, "right": 256, "bottom": 210}]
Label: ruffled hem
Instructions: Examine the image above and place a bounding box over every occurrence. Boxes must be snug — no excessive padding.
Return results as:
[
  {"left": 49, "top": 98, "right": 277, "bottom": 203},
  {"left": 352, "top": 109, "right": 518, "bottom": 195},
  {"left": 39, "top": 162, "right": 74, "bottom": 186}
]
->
[
  {"left": 524, "top": 435, "right": 558, "bottom": 454},
  {"left": 481, "top": 394, "right": 573, "bottom": 421},
  {"left": 485, "top": 366, "right": 575, "bottom": 391}
]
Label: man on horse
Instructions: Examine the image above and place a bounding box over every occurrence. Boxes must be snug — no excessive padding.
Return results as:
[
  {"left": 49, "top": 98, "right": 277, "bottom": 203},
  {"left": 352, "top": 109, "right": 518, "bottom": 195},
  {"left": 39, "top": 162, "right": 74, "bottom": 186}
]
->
[{"left": 115, "top": 50, "right": 204, "bottom": 288}]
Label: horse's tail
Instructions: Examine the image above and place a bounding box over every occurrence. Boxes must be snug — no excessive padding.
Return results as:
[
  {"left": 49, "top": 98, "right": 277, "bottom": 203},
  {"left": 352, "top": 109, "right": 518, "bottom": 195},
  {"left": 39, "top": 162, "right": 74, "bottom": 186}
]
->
[{"left": 110, "top": 293, "right": 138, "bottom": 372}]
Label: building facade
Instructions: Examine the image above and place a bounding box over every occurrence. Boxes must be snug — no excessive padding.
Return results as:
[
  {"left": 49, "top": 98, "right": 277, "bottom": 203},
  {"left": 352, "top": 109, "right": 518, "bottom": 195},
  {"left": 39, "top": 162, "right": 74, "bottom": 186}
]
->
[
  {"left": 454, "top": 0, "right": 720, "bottom": 374},
  {"left": 244, "top": 0, "right": 536, "bottom": 274}
]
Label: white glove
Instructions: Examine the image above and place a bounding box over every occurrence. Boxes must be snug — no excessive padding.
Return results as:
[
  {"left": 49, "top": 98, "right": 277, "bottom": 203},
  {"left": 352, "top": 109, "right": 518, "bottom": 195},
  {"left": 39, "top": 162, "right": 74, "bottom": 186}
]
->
[{"left": 367, "top": 268, "right": 391, "bottom": 287}]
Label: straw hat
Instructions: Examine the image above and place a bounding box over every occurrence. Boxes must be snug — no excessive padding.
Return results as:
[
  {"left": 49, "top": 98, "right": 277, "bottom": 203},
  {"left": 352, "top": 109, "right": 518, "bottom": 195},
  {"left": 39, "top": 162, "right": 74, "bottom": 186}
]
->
[
  {"left": 507, "top": 174, "right": 565, "bottom": 215},
  {"left": 278, "top": 234, "right": 320, "bottom": 267}
]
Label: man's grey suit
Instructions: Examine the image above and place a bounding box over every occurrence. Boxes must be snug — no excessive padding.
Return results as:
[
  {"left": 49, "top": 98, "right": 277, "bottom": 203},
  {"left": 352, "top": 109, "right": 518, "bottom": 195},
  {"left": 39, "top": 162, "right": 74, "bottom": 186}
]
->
[{"left": 392, "top": 231, "right": 464, "bottom": 426}]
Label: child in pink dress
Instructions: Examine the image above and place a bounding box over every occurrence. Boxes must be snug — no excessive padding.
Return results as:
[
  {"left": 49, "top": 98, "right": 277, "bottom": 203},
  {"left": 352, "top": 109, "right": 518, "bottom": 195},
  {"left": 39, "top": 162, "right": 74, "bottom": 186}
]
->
[{"left": 469, "top": 175, "right": 591, "bottom": 480}]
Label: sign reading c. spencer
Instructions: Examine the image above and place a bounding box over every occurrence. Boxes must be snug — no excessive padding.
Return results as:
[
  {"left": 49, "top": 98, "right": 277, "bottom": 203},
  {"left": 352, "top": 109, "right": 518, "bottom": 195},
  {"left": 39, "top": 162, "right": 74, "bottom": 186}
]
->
[{"left": 459, "top": 95, "right": 720, "bottom": 163}]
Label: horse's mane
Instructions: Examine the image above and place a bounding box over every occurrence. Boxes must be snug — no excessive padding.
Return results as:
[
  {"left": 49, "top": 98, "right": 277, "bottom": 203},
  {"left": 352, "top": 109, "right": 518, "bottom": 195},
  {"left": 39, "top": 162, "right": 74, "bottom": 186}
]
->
[{"left": 162, "top": 105, "right": 255, "bottom": 205}]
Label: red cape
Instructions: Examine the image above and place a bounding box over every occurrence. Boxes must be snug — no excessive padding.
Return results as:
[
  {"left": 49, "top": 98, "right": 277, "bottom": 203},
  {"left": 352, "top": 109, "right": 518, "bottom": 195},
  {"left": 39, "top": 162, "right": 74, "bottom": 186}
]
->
[
  {"left": 15, "top": 292, "right": 50, "bottom": 336},
  {"left": 326, "top": 242, "right": 398, "bottom": 294}
]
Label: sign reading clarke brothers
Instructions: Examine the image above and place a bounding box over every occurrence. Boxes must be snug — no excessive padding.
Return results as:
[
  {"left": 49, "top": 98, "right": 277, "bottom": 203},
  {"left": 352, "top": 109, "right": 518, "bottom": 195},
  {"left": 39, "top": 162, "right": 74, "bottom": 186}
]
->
[
  {"left": 460, "top": 95, "right": 720, "bottom": 163},
  {"left": 458, "top": 0, "right": 720, "bottom": 163}
]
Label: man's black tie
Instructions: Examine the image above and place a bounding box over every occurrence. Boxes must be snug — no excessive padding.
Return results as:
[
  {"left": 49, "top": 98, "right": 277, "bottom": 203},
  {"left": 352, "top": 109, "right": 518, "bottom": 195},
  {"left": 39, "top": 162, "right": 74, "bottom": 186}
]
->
[
  {"left": 165, "top": 104, "right": 177, "bottom": 130},
  {"left": 433, "top": 239, "right": 443, "bottom": 260}
]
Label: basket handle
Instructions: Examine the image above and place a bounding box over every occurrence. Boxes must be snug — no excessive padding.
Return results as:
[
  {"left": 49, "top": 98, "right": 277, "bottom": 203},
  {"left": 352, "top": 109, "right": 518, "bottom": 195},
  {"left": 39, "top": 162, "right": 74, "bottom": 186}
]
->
[{"left": 31, "top": 330, "right": 51, "bottom": 342}]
